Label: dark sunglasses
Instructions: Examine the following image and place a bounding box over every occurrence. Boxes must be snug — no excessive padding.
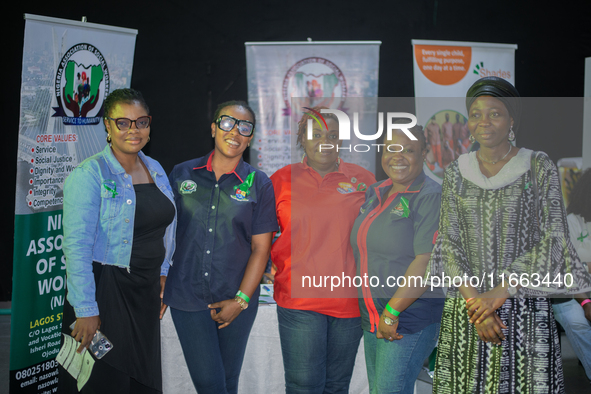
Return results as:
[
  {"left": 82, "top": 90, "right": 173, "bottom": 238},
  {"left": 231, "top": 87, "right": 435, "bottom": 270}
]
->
[
  {"left": 106, "top": 116, "right": 152, "bottom": 131},
  {"left": 216, "top": 115, "right": 254, "bottom": 137}
]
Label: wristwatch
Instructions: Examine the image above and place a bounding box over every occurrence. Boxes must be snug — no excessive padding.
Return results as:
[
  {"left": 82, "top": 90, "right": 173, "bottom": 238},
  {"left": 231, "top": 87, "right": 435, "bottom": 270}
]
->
[
  {"left": 234, "top": 296, "right": 249, "bottom": 310},
  {"left": 383, "top": 315, "right": 398, "bottom": 326}
]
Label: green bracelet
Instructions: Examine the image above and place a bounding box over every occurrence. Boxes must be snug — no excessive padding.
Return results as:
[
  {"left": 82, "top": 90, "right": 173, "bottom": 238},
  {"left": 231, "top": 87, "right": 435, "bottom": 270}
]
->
[
  {"left": 385, "top": 303, "right": 400, "bottom": 317},
  {"left": 236, "top": 290, "right": 250, "bottom": 303}
]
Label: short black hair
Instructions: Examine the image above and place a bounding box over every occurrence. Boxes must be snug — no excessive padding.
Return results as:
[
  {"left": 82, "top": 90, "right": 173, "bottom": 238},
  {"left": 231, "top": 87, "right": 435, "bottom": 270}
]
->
[
  {"left": 296, "top": 106, "right": 339, "bottom": 148},
  {"left": 383, "top": 119, "right": 427, "bottom": 151},
  {"left": 103, "top": 88, "right": 149, "bottom": 132},
  {"left": 212, "top": 100, "right": 256, "bottom": 129}
]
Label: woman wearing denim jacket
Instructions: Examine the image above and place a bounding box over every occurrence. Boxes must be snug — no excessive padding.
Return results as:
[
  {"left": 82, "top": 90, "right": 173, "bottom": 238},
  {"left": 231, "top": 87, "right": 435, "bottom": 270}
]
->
[{"left": 58, "top": 88, "right": 176, "bottom": 394}]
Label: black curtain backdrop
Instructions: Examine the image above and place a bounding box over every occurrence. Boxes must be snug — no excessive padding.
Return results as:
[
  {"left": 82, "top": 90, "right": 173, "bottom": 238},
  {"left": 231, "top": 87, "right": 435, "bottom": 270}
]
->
[{"left": 3, "top": 1, "right": 591, "bottom": 301}]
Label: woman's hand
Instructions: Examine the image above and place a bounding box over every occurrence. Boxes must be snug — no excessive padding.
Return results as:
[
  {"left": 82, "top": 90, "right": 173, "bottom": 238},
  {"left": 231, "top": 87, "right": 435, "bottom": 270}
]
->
[
  {"left": 466, "top": 286, "right": 508, "bottom": 324},
  {"left": 208, "top": 299, "right": 243, "bottom": 329},
  {"left": 372, "top": 254, "right": 432, "bottom": 342},
  {"left": 474, "top": 312, "right": 507, "bottom": 345},
  {"left": 71, "top": 315, "right": 101, "bottom": 353},
  {"left": 376, "top": 313, "right": 403, "bottom": 342},
  {"left": 160, "top": 276, "right": 167, "bottom": 319}
]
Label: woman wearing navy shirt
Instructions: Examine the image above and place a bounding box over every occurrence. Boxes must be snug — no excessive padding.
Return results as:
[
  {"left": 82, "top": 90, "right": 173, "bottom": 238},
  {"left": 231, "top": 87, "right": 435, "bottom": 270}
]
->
[
  {"left": 163, "top": 101, "right": 278, "bottom": 394},
  {"left": 350, "top": 125, "right": 444, "bottom": 394}
]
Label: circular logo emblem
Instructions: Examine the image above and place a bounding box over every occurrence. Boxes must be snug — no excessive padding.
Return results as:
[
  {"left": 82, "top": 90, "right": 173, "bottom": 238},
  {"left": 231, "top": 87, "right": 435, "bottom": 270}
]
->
[
  {"left": 282, "top": 57, "right": 347, "bottom": 116},
  {"left": 180, "top": 180, "right": 197, "bottom": 194},
  {"left": 52, "top": 43, "right": 110, "bottom": 125},
  {"left": 231, "top": 188, "right": 249, "bottom": 201}
]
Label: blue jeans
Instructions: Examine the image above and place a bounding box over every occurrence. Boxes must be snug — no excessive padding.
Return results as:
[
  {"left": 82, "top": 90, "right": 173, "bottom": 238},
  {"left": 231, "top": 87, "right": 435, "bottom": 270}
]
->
[
  {"left": 363, "top": 322, "right": 440, "bottom": 394},
  {"left": 553, "top": 299, "right": 591, "bottom": 380},
  {"left": 277, "top": 306, "right": 362, "bottom": 394},
  {"left": 170, "top": 302, "right": 258, "bottom": 394}
]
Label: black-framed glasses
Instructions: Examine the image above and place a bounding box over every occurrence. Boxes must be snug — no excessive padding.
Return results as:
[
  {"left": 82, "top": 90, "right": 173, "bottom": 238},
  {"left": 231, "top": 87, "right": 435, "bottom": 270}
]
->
[
  {"left": 216, "top": 115, "right": 254, "bottom": 137},
  {"left": 106, "top": 116, "right": 152, "bottom": 131}
]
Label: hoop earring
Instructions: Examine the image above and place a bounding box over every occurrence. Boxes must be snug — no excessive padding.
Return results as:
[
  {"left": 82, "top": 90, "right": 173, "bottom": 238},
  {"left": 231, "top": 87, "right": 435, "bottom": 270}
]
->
[
  {"left": 106, "top": 134, "right": 112, "bottom": 143},
  {"left": 508, "top": 126, "right": 515, "bottom": 141},
  {"left": 469, "top": 134, "right": 476, "bottom": 143}
]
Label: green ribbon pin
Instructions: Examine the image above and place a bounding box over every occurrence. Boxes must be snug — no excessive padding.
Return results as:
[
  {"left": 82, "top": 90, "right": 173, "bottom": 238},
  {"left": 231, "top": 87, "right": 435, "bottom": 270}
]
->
[
  {"left": 578, "top": 231, "right": 589, "bottom": 243},
  {"left": 400, "top": 196, "right": 410, "bottom": 218},
  {"left": 103, "top": 180, "right": 118, "bottom": 198},
  {"left": 234, "top": 171, "right": 256, "bottom": 197}
]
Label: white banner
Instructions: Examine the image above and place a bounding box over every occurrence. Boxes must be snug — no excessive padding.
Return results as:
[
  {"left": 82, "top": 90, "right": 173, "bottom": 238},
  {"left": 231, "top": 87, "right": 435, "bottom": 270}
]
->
[
  {"left": 246, "top": 41, "right": 381, "bottom": 175},
  {"left": 583, "top": 57, "right": 591, "bottom": 170},
  {"left": 412, "top": 39, "right": 516, "bottom": 180},
  {"left": 11, "top": 14, "right": 137, "bottom": 393}
]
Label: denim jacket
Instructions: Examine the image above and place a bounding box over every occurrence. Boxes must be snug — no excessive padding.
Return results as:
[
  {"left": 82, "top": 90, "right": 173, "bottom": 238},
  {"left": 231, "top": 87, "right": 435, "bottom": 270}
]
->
[{"left": 63, "top": 144, "right": 177, "bottom": 317}]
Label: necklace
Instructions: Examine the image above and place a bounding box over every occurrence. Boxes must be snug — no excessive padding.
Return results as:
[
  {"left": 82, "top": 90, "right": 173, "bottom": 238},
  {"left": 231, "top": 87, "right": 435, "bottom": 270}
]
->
[{"left": 478, "top": 144, "right": 512, "bottom": 165}]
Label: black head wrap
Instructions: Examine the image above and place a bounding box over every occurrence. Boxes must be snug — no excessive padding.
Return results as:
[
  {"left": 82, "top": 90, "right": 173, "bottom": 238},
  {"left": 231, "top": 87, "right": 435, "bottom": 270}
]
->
[{"left": 465, "top": 76, "right": 521, "bottom": 131}]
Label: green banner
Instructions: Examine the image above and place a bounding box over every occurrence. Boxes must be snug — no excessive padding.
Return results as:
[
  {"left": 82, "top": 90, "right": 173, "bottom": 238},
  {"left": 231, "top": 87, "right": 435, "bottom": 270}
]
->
[
  {"left": 10, "top": 212, "right": 65, "bottom": 391},
  {"left": 11, "top": 14, "right": 137, "bottom": 393},
  {"left": 11, "top": 211, "right": 66, "bottom": 370}
]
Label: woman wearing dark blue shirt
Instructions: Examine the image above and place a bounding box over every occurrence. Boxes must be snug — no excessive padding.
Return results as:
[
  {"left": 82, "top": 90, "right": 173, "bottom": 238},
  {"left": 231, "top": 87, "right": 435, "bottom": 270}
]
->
[
  {"left": 163, "top": 101, "right": 278, "bottom": 394},
  {"left": 351, "top": 125, "right": 444, "bottom": 394}
]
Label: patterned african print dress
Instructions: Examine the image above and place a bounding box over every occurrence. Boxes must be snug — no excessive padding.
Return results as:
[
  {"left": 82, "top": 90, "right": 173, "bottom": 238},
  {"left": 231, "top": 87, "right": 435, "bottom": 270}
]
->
[{"left": 427, "top": 148, "right": 591, "bottom": 394}]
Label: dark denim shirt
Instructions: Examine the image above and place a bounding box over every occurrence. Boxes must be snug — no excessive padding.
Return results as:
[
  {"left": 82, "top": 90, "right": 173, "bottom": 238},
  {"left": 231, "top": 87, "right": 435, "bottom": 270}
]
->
[{"left": 163, "top": 151, "right": 278, "bottom": 311}]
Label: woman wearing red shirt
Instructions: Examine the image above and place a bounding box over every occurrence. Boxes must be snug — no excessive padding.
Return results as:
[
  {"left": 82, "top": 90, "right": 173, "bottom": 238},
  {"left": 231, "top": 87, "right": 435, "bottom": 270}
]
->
[{"left": 270, "top": 107, "right": 376, "bottom": 393}]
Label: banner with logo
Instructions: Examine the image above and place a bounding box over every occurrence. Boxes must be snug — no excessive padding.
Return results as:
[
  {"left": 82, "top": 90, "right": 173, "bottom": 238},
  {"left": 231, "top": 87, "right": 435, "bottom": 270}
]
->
[
  {"left": 10, "top": 14, "right": 137, "bottom": 393},
  {"left": 245, "top": 41, "right": 381, "bottom": 175},
  {"left": 412, "top": 39, "right": 516, "bottom": 180}
]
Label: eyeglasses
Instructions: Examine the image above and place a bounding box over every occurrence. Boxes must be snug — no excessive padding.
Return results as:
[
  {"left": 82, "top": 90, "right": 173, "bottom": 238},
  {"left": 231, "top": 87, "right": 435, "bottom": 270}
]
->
[
  {"left": 106, "top": 116, "right": 152, "bottom": 131},
  {"left": 216, "top": 115, "right": 254, "bottom": 137}
]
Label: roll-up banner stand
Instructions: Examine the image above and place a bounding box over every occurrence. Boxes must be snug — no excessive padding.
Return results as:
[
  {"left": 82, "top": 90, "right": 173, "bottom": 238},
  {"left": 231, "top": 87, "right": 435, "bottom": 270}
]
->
[
  {"left": 11, "top": 14, "right": 137, "bottom": 393},
  {"left": 583, "top": 57, "right": 591, "bottom": 171},
  {"left": 412, "top": 39, "right": 516, "bottom": 181},
  {"left": 245, "top": 41, "right": 381, "bottom": 176}
]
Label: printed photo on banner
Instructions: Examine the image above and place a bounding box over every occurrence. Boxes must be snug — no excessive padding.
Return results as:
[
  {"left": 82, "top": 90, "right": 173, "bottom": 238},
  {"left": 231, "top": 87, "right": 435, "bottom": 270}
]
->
[{"left": 423, "top": 110, "right": 472, "bottom": 178}]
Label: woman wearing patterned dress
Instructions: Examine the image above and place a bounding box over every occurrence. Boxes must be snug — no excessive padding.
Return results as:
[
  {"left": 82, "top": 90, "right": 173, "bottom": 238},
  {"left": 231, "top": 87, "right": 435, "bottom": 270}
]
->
[{"left": 427, "top": 76, "right": 591, "bottom": 393}]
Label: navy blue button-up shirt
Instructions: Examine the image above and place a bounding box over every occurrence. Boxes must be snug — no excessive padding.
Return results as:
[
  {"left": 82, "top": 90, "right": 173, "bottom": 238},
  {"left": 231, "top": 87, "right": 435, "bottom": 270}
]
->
[
  {"left": 351, "top": 171, "right": 444, "bottom": 334},
  {"left": 163, "top": 151, "right": 278, "bottom": 311}
]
